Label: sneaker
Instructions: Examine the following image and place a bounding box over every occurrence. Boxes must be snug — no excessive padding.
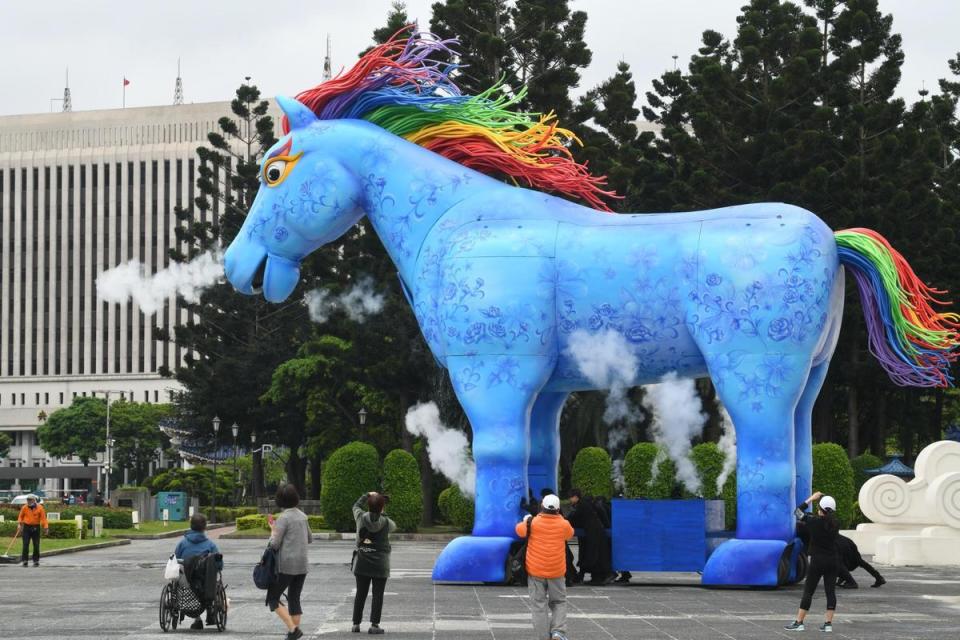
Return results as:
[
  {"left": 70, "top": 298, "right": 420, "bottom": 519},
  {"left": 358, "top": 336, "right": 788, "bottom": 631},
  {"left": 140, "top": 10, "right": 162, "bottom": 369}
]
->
[
  {"left": 840, "top": 580, "right": 858, "bottom": 589},
  {"left": 368, "top": 624, "right": 384, "bottom": 634},
  {"left": 352, "top": 625, "right": 361, "bottom": 633},
  {"left": 286, "top": 628, "right": 304, "bottom": 640},
  {"left": 21, "top": 562, "right": 28, "bottom": 568},
  {"left": 190, "top": 619, "right": 204, "bottom": 630},
  {"left": 550, "top": 633, "right": 569, "bottom": 640},
  {"left": 871, "top": 577, "right": 886, "bottom": 588},
  {"left": 784, "top": 621, "right": 805, "bottom": 631},
  {"left": 820, "top": 622, "right": 832, "bottom": 633},
  {"left": 32, "top": 562, "right": 39, "bottom": 567}
]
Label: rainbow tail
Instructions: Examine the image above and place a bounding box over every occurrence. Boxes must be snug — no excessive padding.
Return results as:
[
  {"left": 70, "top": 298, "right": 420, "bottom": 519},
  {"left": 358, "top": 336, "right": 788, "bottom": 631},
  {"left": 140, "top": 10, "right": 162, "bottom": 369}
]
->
[{"left": 836, "top": 228, "right": 960, "bottom": 387}]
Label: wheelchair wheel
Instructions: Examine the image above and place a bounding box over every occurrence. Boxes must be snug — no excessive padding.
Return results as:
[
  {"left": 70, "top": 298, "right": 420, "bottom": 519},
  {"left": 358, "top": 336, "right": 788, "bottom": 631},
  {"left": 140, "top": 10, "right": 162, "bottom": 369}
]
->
[
  {"left": 159, "top": 582, "right": 178, "bottom": 632},
  {"left": 214, "top": 583, "right": 228, "bottom": 632}
]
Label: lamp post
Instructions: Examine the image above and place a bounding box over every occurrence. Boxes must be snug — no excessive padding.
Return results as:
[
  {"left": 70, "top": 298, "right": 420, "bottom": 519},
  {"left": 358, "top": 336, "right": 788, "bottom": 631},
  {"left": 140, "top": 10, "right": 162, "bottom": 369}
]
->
[
  {"left": 250, "top": 431, "right": 257, "bottom": 501},
  {"left": 93, "top": 389, "right": 127, "bottom": 503},
  {"left": 211, "top": 416, "right": 221, "bottom": 522},
  {"left": 358, "top": 407, "right": 367, "bottom": 440},
  {"left": 231, "top": 423, "right": 239, "bottom": 506}
]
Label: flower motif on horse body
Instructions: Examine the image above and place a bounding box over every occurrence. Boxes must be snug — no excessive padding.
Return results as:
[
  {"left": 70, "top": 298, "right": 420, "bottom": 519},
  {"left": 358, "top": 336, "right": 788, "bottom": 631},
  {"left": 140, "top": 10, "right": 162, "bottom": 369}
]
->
[
  {"left": 273, "top": 226, "right": 289, "bottom": 242},
  {"left": 706, "top": 273, "right": 723, "bottom": 287},
  {"left": 487, "top": 357, "right": 521, "bottom": 389},
  {"left": 767, "top": 317, "right": 792, "bottom": 342}
]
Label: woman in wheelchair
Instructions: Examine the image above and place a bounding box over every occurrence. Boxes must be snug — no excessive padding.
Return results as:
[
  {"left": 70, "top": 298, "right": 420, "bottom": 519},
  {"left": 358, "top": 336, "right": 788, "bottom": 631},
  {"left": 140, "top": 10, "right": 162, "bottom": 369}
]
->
[{"left": 175, "top": 513, "right": 224, "bottom": 630}]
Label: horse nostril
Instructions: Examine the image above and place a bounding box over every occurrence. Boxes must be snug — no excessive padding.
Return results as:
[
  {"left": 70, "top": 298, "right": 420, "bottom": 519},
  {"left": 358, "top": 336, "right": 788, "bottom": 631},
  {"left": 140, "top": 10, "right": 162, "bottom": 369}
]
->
[{"left": 251, "top": 255, "right": 267, "bottom": 293}]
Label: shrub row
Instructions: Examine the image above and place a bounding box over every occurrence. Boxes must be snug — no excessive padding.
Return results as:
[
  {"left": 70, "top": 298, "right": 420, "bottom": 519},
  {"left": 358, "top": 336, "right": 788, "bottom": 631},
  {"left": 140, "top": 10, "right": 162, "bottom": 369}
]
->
[
  {"left": 236, "top": 513, "right": 328, "bottom": 531},
  {"left": 0, "top": 506, "right": 133, "bottom": 529},
  {"left": 197, "top": 506, "right": 259, "bottom": 523},
  {"left": 0, "top": 519, "right": 87, "bottom": 538}
]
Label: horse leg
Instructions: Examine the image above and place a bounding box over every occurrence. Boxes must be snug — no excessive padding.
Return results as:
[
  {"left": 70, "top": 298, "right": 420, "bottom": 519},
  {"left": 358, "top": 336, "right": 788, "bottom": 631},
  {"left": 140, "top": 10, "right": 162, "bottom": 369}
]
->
[
  {"left": 431, "top": 354, "right": 554, "bottom": 583},
  {"left": 700, "top": 353, "right": 810, "bottom": 586},
  {"left": 527, "top": 392, "right": 568, "bottom": 500},
  {"left": 794, "top": 361, "right": 829, "bottom": 510}
]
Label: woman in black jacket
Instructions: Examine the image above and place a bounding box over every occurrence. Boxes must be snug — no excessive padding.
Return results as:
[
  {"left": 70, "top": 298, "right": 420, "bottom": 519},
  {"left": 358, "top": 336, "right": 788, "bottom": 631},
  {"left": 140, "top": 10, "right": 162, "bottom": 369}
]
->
[
  {"left": 351, "top": 492, "right": 396, "bottom": 634},
  {"left": 785, "top": 491, "right": 840, "bottom": 633}
]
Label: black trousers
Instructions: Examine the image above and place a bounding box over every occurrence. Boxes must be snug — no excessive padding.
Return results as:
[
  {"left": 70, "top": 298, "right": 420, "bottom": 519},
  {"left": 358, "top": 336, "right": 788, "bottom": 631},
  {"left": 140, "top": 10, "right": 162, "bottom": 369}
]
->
[
  {"left": 21, "top": 525, "right": 40, "bottom": 564},
  {"left": 800, "top": 555, "right": 838, "bottom": 611},
  {"left": 266, "top": 572, "right": 306, "bottom": 616},
  {"left": 353, "top": 574, "right": 387, "bottom": 625},
  {"left": 838, "top": 558, "right": 884, "bottom": 584}
]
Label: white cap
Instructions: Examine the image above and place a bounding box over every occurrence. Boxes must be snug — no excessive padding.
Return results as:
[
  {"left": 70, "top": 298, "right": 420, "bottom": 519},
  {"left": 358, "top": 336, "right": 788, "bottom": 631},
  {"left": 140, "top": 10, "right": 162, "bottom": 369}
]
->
[
  {"left": 541, "top": 494, "right": 561, "bottom": 512},
  {"left": 26, "top": 494, "right": 38, "bottom": 501},
  {"left": 819, "top": 495, "right": 836, "bottom": 512}
]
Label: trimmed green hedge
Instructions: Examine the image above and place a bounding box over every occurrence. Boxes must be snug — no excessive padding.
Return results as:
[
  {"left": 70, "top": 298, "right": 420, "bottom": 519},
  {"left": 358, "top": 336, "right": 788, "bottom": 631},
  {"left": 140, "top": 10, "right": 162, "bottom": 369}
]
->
[
  {"left": 0, "top": 506, "right": 132, "bottom": 529},
  {"left": 382, "top": 449, "right": 422, "bottom": 532},
  {"left": 199, "top": 506, "right": 259, "bottom": 523},
  {"left": 322, "top": 442, "right": 381, "bottom": 532},
  {"left": 0, "top": 519, "right": 85, "bottom": 538},
  {"left": 236, "top": 513, "right": 328, "bottom": 531},
  {"left": 623, "top": 443, "right": 677, "bottom": 499},
  {"left": 571, "top": 447, "right": 613, "bottom": 498},
  {"left": 812, "top": 443, "right": 856, "bottom": 527},
  {"left": 687, "top": 443, "right": 724, "bottom": 498},
  {"left": 437, "top": 485, "right": 474, "bottom": 532},
  {"left": 851, "top": 453, "right": 884, "bottom": 493}
]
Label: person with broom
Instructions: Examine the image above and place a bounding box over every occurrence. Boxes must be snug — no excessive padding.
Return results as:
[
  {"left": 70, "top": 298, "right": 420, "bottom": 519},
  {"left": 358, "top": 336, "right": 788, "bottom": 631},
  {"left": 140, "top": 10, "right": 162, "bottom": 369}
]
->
[{"left": 17, "top": 494, "right": 48, "bottom": 567}]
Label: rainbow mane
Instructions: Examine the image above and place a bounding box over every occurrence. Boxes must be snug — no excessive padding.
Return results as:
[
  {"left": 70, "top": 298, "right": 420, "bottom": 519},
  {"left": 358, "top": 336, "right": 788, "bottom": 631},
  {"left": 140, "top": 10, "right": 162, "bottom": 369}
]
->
[
  {"left": 836, "top": 228, "right": 960, "bottom": 386},
  {"left": 284, "top": 26, "right": 616, "bottom": 211}
]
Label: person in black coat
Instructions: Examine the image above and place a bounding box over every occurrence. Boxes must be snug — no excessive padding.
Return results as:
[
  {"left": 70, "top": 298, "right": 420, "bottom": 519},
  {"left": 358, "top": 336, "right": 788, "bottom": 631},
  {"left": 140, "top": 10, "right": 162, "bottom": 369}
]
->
[
  {"left": 836, "top": 534, "right": 886, "bottom": 589},
  {"left": 566, "top": 489, "right": 612, "bottom": 585},
  {"left": 785, "top": 491, "right": 841, "bottom": 633}
]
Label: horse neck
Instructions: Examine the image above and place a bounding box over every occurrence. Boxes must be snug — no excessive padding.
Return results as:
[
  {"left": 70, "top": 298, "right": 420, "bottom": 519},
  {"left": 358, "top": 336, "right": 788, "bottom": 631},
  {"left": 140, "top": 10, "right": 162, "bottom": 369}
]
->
[{"left": 343, "top": 122, "right": 499, "bottom": 282}]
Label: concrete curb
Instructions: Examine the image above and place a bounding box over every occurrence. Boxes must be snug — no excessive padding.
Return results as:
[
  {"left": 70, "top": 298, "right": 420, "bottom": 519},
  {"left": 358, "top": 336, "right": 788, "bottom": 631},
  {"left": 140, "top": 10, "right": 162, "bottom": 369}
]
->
[
  {"left": 40, "top": 538, "right": 132, "bottom": 557},
  {"left": 221, "top": 531, "right": 461, "bottom": 542},
  {"left": 112, "top": 521, "right": 233, "bottom": 540}
]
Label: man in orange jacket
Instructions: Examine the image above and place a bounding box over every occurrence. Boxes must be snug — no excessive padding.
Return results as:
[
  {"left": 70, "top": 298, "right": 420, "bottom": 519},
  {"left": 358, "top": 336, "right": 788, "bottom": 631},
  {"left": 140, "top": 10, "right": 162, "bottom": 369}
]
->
[
  {"left": 515, "top": 494, "right": 574, "bottom": 640},
  {"left": 17, "top": 494, "right": 49, "bottom": 567}
]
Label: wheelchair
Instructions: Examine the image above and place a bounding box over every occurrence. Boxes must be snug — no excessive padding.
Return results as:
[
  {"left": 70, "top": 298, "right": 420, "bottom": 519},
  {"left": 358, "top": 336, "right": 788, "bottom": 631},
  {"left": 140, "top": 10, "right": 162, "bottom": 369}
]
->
[{"left": 159, "top": 558, "right": 228, "bottom": 632}]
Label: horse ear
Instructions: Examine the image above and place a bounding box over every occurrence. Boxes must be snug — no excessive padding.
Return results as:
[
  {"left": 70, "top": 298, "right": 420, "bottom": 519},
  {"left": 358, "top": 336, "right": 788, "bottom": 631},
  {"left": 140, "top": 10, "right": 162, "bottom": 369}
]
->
[{"left": 276, "top": 95, "right": 317, "bottom": 131}]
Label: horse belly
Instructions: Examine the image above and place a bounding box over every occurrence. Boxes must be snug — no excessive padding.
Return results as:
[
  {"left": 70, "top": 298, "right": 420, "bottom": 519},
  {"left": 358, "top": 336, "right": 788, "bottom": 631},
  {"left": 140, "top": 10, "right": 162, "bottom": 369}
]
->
[{"left": 547, "top": 221, "right": 707, "bottom": 391}]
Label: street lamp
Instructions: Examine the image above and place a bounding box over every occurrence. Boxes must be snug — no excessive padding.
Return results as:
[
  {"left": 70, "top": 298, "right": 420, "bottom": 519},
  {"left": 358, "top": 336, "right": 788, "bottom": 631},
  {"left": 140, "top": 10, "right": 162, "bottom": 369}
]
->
[
  {"left": 358, "top": 408, "right": 367, "bottom": 426},
  {"left": 231, "top": 423, "right": 239, "bottom": 506},
  {"left": 250, "top": 431, "right": 257, "bottom": 501},
  {"left": 211, "top": 416, "right": 221, "bottom": 523},
  {"left": 94, "top": 389, "right": 127, "bottom": 503}
]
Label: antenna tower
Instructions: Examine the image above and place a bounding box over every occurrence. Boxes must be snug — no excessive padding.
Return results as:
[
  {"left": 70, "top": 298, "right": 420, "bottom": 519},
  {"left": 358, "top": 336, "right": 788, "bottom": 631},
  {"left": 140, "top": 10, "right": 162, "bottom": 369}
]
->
[
  {"left": 62, "top": 68, "right": 72, "bottom": 112},
  {"left": 173, "top": 58, "right": 184, "bottom": 105},
  {"left": 323, "top": 35, "right": 332, "bottom": 81}
]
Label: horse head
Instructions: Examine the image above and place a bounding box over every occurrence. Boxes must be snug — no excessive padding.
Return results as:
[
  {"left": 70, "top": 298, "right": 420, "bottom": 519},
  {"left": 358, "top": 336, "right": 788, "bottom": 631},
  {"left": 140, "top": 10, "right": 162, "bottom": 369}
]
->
[{"left": 223, "top": 96, "right": 363, "bottom": 302}]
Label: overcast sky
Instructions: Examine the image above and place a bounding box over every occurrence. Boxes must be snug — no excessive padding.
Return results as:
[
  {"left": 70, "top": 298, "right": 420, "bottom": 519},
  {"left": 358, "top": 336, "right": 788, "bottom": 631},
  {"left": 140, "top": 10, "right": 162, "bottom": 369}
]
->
[{"left": 1, "top": 0, "right": 957, "bottom": 117}]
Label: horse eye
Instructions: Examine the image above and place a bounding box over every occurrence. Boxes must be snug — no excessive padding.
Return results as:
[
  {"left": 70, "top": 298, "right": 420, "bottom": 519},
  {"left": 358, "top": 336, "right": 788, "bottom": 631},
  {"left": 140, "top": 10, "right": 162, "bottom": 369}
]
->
[{"left": 265, "top": 160, "right": 287, "bottom": 185}]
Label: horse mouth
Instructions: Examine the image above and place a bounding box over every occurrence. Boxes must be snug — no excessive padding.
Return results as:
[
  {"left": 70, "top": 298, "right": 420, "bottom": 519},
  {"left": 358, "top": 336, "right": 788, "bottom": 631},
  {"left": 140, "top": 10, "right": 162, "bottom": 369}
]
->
[{"left": 251, "top": 255, "right": 267, "bottom": 294}]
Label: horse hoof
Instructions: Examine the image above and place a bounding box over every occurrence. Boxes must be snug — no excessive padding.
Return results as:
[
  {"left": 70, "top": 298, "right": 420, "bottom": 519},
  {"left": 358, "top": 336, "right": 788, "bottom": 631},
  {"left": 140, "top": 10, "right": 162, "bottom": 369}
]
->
[{"left": 432, "top": 536, "right": 515, "bottom": 583}]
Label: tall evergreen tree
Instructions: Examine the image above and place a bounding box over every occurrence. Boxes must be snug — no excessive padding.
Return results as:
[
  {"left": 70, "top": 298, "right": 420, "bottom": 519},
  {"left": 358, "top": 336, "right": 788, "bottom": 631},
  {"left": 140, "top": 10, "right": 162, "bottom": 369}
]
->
[
  {"left": 157, "top": 83, "right": 321, "bottom": 495},
  {"left": 429, "top": 0, "right": 514, "bottom": 96}
]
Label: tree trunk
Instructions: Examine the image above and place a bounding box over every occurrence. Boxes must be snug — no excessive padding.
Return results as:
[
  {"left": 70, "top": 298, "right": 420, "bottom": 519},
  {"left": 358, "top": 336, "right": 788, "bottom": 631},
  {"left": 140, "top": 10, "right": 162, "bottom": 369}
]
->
[
  {"left": 929, "top": 389, "right": 944, "bottom": 445},
  {"left": 286, "top": 449, "right": 306, "bottom": 497},
  {"left": 872, "top": 391, "right": 887, "bottom": 456},
  {"left": 399, "top": 391, "right": 413, "bottom": 452},
  {"left": 418, "top": 444, "right": 433, "bottom": 527},
  {"left": 900, "top": 389, "right": 914, "bottom": 463},
  {"left": 847, "top": 383, "right": 859, "bottom": 457},
  {"left": 309, "top": 455, "right": 321, "bottom": 500},
  {"left": 252, "top": 449, "right": 265, "bottom": 498}
]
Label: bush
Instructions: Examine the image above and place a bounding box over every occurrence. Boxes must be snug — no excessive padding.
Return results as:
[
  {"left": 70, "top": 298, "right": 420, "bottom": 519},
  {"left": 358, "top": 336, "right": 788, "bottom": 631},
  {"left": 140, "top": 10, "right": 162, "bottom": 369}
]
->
[
  {"left": 812, "top": 443, "right": 856, "bottom": 528},
  {"left": 236, "top": 514, "right": 268, "bottom": 530},
  {"left": 200, "top": 507, "right": 259, "bottom": 523},
  {"left": 437, "top": 485, "right": 474, "bottom": 532},
  {"left": 850, "top": 453, "right": 884, "bottom": 494},
  {"left": 307, "top": 515, "right": 327, "bottom": 530},
  {"left": 437, "top": 486, "right": 453, "bottom": 524},
  {"left": 571, "top": 447, "right": 613, "bottom": 498},
  {"left": 623, "top": 443, "right": 677, "bottom": 499},
  {"left": 57, "top": 506, "right": 133, "bottom": 529},
  {"left": 721, "top": 473, "right": 737, "bottom": 530},
  {"left": 687, "top": 443, "right": 724, "bottom": 498},
  {"left": 382, "top": 449, "right": 422, "bottom": 533},
  {"left": 322, "top": 442, "right": 381, "bottom": 532},
  {"left": 48, "top": 519, "right": 86, "bottom": 539}
]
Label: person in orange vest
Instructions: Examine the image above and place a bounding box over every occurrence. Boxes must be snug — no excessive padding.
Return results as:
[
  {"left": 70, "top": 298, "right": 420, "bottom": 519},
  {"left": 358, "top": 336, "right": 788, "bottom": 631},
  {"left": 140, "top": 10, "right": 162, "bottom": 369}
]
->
[
  {"left": 17, "top": 494, "right": 49, "bottom": 567},
  {"left": 515, "top": 494, "right": 575, "bottom": 640}
]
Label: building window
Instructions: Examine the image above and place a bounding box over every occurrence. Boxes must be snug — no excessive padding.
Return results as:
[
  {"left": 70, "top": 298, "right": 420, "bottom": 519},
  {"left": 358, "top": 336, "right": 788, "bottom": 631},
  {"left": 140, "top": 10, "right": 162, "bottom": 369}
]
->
[
  {"left": 144, "top": 390, "right": 149, "bottom": 402},
  {"left": 154, "top": 390, "right": 158, "bottom": 403},
  {"left": 44, "top": 392, "right": 48, "bottom": 404},
  {"left": 59, "top": 392, "right": 63, "bottom": 404},
  {"left": 11, "top": 394, "right": 15, "bottom": 406},
  {"left": 20, "top": 393, "right": 24, "bottom": 405},
  {"left": 35, "top": 393, "right": 39, "bottom": 405},
  {"left": 72, "top": 391, "right": 76, "bottom": 398}
]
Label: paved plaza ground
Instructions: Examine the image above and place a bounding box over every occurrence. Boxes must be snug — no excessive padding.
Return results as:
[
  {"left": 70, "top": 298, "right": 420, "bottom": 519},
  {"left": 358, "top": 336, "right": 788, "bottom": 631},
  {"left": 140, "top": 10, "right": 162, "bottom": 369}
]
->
[{"left": 0, "top": 535, "right": 958, "bottom": 639}]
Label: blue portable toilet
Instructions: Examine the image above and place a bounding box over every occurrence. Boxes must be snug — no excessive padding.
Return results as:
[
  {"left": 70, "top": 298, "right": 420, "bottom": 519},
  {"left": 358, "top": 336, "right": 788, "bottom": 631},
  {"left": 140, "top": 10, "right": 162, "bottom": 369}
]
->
[{"left": 156, "top": 491, "right": 188, "bottom": 521}]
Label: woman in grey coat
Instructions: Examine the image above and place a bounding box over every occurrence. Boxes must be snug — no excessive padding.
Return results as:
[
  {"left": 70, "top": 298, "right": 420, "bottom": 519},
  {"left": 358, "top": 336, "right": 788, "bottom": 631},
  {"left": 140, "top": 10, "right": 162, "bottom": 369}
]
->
[
  {"left": 267, "top": 484, "right": 313, "bottom": 640},
  {"left": 351, "top": 492, "right": 396, "bottom": 634}
]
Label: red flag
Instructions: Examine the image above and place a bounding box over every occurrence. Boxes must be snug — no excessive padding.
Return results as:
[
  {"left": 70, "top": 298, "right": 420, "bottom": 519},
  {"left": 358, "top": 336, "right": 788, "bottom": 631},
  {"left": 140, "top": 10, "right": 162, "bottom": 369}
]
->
[{"left": 123, "top": 77, "right": 130, "bottom": 87}]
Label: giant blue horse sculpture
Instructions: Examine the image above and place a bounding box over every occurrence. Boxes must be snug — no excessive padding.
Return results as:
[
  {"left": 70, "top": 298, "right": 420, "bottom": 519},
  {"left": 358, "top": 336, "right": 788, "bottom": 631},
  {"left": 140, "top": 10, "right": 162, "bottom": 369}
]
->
[{"left": 224, "top": 31, "right": 958, "bottom": 585}]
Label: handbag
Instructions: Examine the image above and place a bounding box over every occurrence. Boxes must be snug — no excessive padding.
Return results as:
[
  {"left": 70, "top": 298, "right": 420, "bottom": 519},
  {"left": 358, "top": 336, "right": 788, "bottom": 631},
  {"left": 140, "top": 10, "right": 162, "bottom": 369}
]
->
[
  {"left": 163, "top": 554, "right": 180, "bottom": 581},
  {"left": 508, "top": 517, "right": 533, "bottom": 585},
  {"left": 253, "top": 546, "right": 278, "bottom": 590}
]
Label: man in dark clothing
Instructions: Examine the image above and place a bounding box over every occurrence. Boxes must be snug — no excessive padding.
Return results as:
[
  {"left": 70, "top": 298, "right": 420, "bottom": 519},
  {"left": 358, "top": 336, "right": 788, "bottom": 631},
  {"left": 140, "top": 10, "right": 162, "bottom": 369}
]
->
[
  {"left": 567, "top": 489, "right": 613, "bottom": 585},
  {"left": 835, "top": 535, "right": 885, "bottom": 589}
]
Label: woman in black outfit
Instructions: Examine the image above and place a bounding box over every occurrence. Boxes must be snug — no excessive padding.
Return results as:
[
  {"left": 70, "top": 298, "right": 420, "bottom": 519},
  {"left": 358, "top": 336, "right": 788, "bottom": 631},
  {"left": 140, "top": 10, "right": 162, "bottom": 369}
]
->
[
  {"left": 785, "top": 491, "right": 840, "bottom": 633},
  {"left": 351, "top": 492, "right": 396, "bottom": 634}
]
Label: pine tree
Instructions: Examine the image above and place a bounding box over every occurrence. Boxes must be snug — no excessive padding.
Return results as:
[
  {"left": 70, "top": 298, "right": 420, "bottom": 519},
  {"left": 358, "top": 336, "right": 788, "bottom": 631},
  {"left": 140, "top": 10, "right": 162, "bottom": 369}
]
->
[
  {"left": 429, "top": 0, "right": 514, "bottom": 97},
  {"left": 157, "top": 82, "right": 320, "bottom": 495}
]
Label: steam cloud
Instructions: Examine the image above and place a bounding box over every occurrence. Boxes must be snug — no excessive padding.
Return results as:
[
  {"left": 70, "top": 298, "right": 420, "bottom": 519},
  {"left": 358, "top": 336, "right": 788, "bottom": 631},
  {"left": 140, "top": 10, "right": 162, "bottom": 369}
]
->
[
  {"left": 642, "top": 372, "right": 708, "bottom": 495},
  {"left": 566, "top": 329, "right": 640, "bottom": 425},
  {"left": 305, "top": 277, "right": 385, "bottom": 323},
  {"left": 404, "top": 401, "right": 476, "bottom": 497},
  {"left": 96, "top": 250, "right": 223, "bottom": 315},
  {"left": 716, "top": 402, "right": 737, "bottom": 493}
]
